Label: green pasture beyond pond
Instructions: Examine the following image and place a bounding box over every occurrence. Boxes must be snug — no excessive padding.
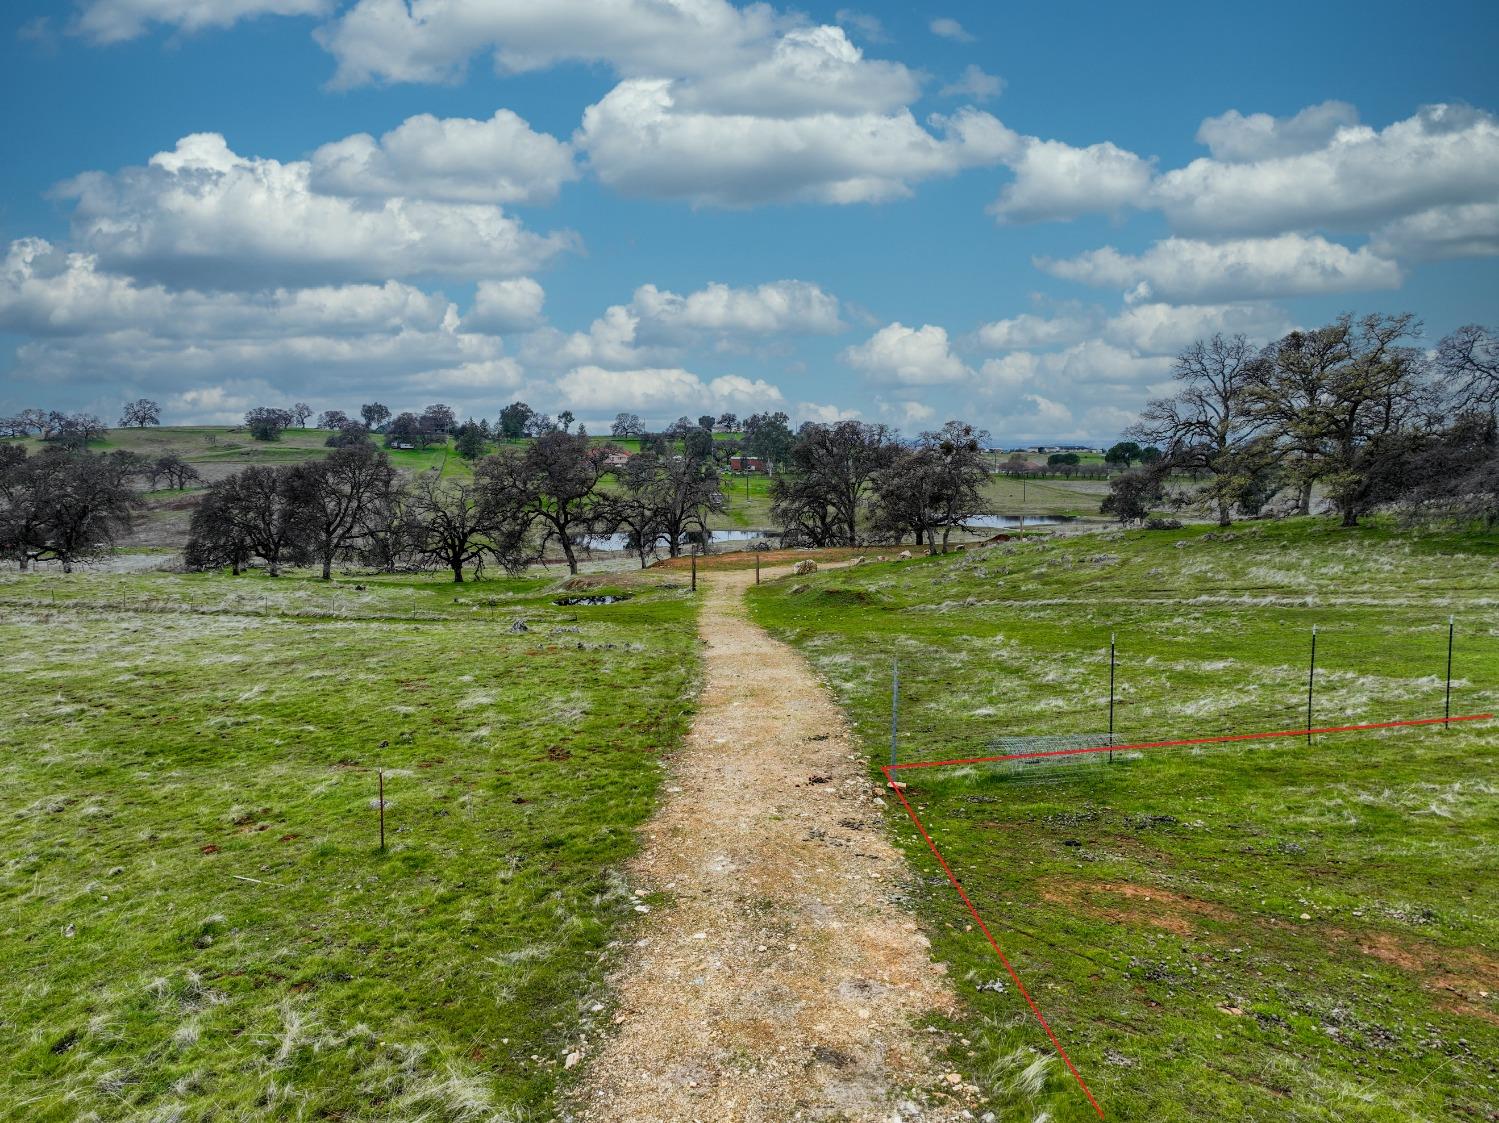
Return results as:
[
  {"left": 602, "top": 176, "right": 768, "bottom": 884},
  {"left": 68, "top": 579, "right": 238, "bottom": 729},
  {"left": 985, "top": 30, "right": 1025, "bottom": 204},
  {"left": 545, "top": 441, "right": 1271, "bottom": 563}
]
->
[
  {"left": 750, "top": 518, "right": 1499, "bottom": 1122},
  {"left": 0, "top": 568, "right": 698, "bottom": 1122}
]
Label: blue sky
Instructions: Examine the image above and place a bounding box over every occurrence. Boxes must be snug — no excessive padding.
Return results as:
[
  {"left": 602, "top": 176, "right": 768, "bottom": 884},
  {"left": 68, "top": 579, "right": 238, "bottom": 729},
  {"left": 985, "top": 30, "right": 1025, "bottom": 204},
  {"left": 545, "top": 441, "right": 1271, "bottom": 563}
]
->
[{"left": 2, "top": 0, "right": 1496, "bottom": 442}]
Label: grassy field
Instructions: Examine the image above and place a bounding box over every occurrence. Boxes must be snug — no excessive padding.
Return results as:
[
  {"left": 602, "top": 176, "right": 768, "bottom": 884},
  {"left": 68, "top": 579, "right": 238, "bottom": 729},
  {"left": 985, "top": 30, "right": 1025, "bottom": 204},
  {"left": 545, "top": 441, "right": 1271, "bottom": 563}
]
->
[
  {"left": 749, "top": 518, "right": 1499, "bottom": 1122},
  {"left": 0, "top": 566, "right": 699, "bottom": 1122}
]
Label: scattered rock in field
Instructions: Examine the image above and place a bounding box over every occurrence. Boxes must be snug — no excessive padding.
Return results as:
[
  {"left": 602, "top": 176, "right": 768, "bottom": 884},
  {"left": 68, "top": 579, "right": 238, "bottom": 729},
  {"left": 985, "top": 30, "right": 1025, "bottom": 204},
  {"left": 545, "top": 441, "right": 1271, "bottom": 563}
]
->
[
  {"left": 792, "top": 559, "right": 818, "bottom": 576},
  {"left": 808, "top": 774, "right": 832, "bottom": 784},
  {"left": 63, "top": 924, "right": 75, "bottom": 938},
  {"left": 851, "top": 556, "right": 866, "bottom": 566},
  {"left": 510, "top": 619, "right": 529, "bottom": 633},
  {"left": 565, "top": 1051, "right": 582, "bottom": 1068},
  {"left": 897, "top": 550, "right": 912, "bottom": 560}
]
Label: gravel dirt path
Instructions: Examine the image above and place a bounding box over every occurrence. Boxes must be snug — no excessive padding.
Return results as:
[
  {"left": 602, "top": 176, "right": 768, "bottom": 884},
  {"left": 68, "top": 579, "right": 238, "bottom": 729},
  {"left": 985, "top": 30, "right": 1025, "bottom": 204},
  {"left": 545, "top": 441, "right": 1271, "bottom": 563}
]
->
[{"left": 571, "top": 566, "right": 973, "bottom": 1123}]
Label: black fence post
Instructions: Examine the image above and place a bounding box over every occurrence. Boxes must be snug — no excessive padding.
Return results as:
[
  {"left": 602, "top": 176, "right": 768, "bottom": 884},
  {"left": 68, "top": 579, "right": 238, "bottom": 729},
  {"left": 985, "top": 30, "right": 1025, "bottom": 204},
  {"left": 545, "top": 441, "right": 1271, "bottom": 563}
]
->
[
  {"left": 890, "top": 657, "right": 900, "bottom": 770},
  {"left": 1108, "top": 632, "right": 1116, "bottom": 763},
  {"left": 755, "top": 552, "right": 761, "bottom": 585},
  {"left": 1306, "top": 626, "right": 1317, "bottom": 744},
  {"left": 1445, "top": 615, "right": 1454, "bottom": 728},
  {"left": 691, "top": 552, "right": 697, "bottom": 592}
]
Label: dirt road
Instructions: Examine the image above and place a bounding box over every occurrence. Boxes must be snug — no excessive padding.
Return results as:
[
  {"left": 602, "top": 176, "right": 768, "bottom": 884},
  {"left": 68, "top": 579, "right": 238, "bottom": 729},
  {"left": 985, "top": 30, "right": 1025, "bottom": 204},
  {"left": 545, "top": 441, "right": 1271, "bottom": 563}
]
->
[{"left": 572, "top": 567, "right": 970, "bottom": 1122}]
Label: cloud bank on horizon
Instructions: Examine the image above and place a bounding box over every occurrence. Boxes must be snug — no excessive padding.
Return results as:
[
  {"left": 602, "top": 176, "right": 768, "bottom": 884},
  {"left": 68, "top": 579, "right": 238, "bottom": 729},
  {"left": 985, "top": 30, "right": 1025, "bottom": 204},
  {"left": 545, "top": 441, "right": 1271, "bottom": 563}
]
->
[{"left": 2, "top": 0, "right": 1496, "bottom": 443}]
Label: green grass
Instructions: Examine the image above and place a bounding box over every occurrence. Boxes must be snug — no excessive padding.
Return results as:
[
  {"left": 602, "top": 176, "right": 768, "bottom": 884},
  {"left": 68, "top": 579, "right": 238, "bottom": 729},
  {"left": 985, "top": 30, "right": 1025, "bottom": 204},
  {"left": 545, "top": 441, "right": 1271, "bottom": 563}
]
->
[
  {"left": 0, "top": 567, "right": 699, "bottom": 1122},
  {"left": 749, "top": 518, "right": 1499, "bottom": 1122},
  {"left": 979, "top": 474, "right": 1112, "bottom": 518}
]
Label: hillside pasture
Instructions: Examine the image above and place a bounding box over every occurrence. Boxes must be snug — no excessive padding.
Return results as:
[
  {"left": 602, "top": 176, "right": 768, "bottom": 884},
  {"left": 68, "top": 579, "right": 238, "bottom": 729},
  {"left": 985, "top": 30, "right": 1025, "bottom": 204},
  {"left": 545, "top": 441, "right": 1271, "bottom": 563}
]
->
[
  {"left": 749, "top": 519, "right": 1499, "bottom": 1122},
  {"left": 0, "top": 567, "right": 698, "bottom": 1122}
]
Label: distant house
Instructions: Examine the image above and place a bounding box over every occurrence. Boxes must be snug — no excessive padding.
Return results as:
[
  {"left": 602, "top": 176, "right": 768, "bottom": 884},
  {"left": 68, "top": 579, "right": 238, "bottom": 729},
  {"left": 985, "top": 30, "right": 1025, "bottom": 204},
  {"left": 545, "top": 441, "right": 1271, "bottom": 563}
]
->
[
  {"left": 390, "top": 441, "right": 415, "bottom": 450},
  {"left": 729, "top": 455, "right": 766, "bottom": 473},
  {"left": 603, "top": 450, "right": 633, "bottom": 469}
]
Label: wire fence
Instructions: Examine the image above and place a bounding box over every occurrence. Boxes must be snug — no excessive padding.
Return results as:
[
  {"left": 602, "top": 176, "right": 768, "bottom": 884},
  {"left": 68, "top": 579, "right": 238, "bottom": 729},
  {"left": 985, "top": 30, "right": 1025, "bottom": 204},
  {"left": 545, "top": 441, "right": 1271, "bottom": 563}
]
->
[{"left": 883, "top": 620, "right": 1491, "bottom": 775}]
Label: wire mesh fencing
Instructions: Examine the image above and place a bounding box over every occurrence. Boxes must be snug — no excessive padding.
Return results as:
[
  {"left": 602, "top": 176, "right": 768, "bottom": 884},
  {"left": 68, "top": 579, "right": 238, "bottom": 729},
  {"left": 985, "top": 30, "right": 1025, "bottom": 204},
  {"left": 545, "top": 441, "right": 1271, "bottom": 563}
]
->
[{"left": 881, "top": 614, "right": 1493, "bottom": 779}]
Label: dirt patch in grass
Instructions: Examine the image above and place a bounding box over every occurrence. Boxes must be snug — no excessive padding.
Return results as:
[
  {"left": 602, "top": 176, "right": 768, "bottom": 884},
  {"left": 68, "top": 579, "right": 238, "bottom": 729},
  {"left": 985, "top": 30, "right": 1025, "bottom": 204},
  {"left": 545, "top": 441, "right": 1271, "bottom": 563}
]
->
[
  {"left": 1041, "top": 878, "right": 1236, "bottom": 936},
  {"left": 1336, "top": 929, "right": 1499, "bottom": 1013}
]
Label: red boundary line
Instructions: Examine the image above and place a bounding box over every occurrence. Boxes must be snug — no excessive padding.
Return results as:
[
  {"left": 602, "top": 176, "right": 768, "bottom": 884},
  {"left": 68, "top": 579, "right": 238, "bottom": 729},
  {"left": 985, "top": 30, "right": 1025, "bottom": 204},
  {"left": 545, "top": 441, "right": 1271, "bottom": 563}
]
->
[
  {"left": 889, "top": 713, "right": 1493, "bottom": 772},
  {"left": 879, "top": 711, "right": 1493, "bottom": 1119}
]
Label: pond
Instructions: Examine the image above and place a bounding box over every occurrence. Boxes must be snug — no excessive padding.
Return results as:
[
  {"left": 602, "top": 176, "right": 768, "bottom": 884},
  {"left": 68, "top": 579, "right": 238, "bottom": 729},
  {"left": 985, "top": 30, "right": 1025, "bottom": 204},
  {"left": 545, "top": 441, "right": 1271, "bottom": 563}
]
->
[
  {"left": 584, "top": 528, "right": 772, "bottom": 552},
  {"left": 578, "top": 517, "right": 1070, "bottom": 553},
  {"left": 964, "top": 514, "right": 1075, "bottom": 529}
]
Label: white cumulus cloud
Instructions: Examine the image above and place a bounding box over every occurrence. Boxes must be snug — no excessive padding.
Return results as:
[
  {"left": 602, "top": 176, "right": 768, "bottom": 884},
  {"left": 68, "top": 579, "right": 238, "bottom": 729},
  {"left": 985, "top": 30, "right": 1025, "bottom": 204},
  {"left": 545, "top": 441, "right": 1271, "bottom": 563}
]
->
[
  {"left": 630, "top": 280, "right": 843, "bottom": 339},
  {"left": 929, "top": 17, "right": 974, "bottom": 42},
  {"left": 72, "top": 0, "right": 330, "bottom": 44},
  {"left": 577, "top": 78, "right": 1016, "bottom": 207},
  {"left": 1194, "top": 100, "right": 1360, "bottom": 162},
  {"left": 1037, "top": 234, "right": 1402, "bottom": 303},
  {"left": 798, "top": 400, "right": 863, "bottom": 422},
  {"left": 316, "top": 0, "right": 780, "bottom": 87},
  {"left": 0, "top": 236, "right": 535, "bottom": 415},
  {"left": 463, "top": 278, "right": 546, "bottom": 334},
  {"left": 671, "top": 25, "right": 919, "bottom": 118},
  {"left": 553, "top": 366, "right": 783, "bottom": 413},
  {"left": 1371, "top": 201, "right": 1499, "bottom": 262},
  {"left": 529, "top": 279, "right": 844, "bottom": 369},
  {"left": 1156, "top": 103, "right": 1499, "bottom": 239},
  {"left": 940, "top": 64, "right": 1003, "bottom": 101},
  {"left": 57, "top": 133, "right": 575, "bottom": 290},
  {"left": 310, "top": 110, "right": 577, "bottom": 206},
  {"left": 990, "top": 137, "right": 1155, "bottom": 223},
  {"left": 842, "top": 322, "right": 971, "bottom": 385}
]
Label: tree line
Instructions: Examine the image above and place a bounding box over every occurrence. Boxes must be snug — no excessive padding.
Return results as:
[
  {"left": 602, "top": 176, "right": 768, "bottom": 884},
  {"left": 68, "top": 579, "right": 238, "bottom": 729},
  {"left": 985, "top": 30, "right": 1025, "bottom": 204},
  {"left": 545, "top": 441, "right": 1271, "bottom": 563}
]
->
[
  {"left": 178, "top": 429, "right": 726, "bottom": 581},
  {"left": 1103, "top": 315, "right": 1497, "bottom": 529},
  {"left": 0, "top": 445, "right": 199, "bottom": 571},
  {"left": 768, "top": 419, "right": 992, "bottom": 551}
]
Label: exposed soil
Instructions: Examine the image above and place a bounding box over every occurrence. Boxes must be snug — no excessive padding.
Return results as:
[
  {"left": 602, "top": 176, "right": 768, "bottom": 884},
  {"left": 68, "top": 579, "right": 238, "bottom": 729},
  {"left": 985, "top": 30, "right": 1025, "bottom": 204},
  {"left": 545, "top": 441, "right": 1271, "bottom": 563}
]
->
[
  {"left": 1344, "top": 929, "right": 1499, "bottom": 1019},
  {"left": 571, "top": 566, "right": 970, "bottom": 1122},
  {"left": 1040, "top": 878, "right": 1236, "bottom": 936}
]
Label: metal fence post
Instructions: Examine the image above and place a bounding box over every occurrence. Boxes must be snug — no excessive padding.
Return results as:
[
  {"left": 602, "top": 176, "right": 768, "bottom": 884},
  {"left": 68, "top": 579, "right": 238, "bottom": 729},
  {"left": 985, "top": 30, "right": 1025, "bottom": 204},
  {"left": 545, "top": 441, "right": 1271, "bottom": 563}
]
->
[
  {"left": 755, "top": 552, "right": 761, "bottom": 585},
  {"left": 890, "top": 657, "right": 900, "bottom": 769},
  {"left": 691, "top": 552, "right": 697, "bottom": 592},
  {"left": 1108, "top": 632, "right": 1116, "bottom": 763},
  {"left": 1306, "top": 625, "right": 1317, "bottom": 744},
  {"left": 1445, "top": 615, "right": 1454, "bottom": 728}
]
